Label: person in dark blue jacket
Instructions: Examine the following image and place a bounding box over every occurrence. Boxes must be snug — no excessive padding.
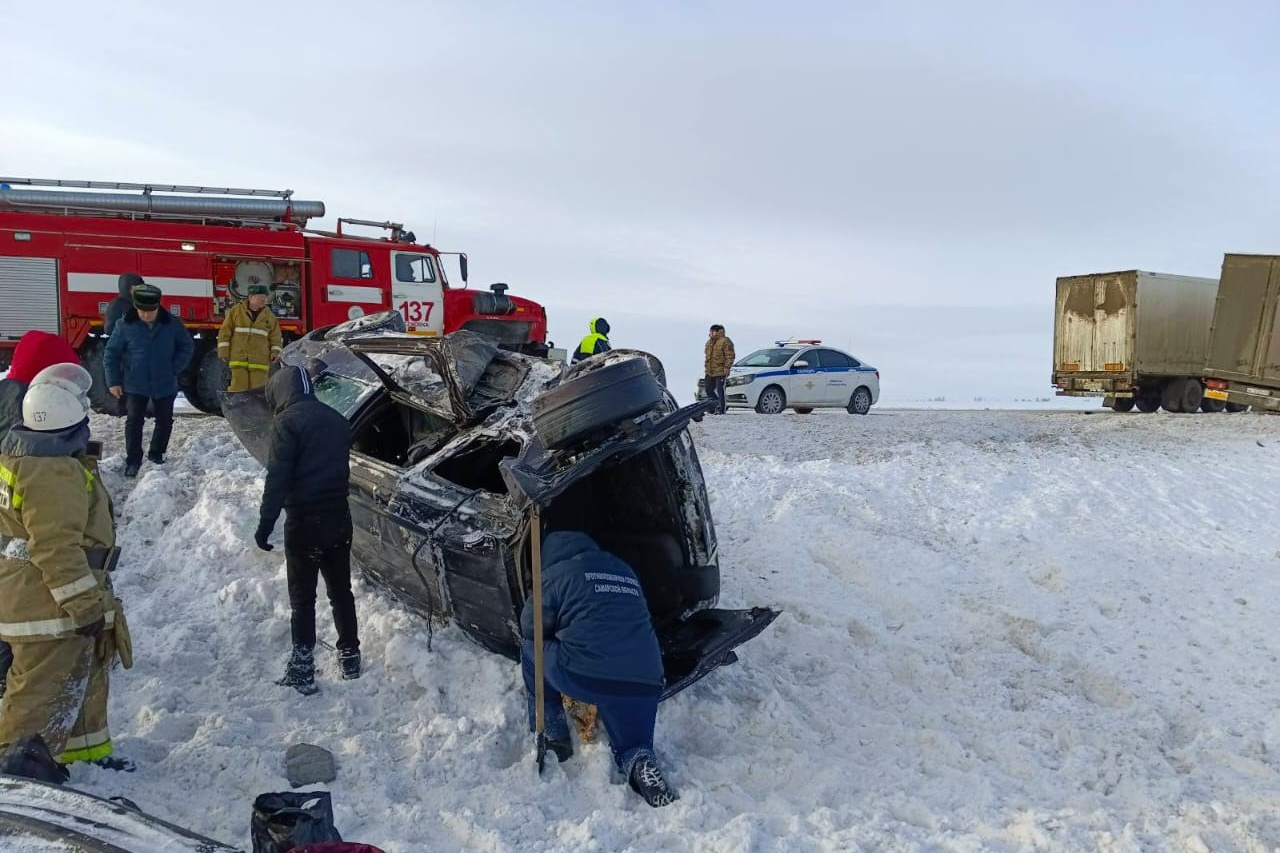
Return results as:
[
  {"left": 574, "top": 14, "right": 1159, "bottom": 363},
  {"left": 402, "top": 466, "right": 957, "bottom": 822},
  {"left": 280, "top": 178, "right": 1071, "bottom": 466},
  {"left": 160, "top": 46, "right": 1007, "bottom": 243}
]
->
[
  {"left": 521, "top": 531, "right": 678, "bottom": 807},
  {"left": 104, "top": 283, "right": 194, "bottom": 477}
]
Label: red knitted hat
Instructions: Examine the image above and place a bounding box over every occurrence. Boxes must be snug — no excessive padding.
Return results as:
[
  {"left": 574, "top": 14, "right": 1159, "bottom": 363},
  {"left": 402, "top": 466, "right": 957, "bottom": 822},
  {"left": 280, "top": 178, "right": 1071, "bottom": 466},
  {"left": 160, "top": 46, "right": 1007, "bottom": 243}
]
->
[{"left": 8, "top": 331, "right": 80, "bottom": 384}]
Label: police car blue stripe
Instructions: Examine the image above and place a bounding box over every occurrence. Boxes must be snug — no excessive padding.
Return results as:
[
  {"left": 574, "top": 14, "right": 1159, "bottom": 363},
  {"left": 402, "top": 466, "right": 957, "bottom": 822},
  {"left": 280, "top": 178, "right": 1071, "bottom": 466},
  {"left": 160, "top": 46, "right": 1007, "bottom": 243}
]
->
[{"left": 742, "top": 365, "right": 877, "bottom": 379}]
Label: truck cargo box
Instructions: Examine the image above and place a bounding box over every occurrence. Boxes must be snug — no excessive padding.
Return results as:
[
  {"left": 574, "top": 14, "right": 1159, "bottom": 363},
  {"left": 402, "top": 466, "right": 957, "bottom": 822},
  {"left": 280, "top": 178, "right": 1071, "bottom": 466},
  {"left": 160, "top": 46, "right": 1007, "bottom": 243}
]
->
[
  {"left": 1203, "top": 254, "right": 1280, "bottom": 410},
  {"left": 1053, "top": 270, "right": 1217, "bottom": 398}
]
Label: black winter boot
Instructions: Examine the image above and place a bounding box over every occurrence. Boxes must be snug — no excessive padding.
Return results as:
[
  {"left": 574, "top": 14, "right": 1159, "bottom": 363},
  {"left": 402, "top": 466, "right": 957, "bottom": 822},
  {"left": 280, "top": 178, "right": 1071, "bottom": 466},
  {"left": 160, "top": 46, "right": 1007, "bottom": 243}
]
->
[
  {"left": 628, "top": 755, "right": 678, "bottom": 808},
  {"left": 275, "top": 646, "right": 318, "bottom": 695},
  {"left": 338, "top": 648, "right": 361, "bottom": 681},
  {"left": 545, "top": 735, "right": 573, "bottom": 763}
]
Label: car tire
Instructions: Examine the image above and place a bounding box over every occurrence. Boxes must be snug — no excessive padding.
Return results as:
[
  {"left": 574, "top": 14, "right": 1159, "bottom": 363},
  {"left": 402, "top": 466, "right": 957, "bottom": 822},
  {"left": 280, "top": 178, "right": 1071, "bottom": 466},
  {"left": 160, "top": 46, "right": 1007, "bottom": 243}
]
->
[
  {"left": 1110, "top": 397, "right": 1136, "bottom": 412},
  {"left": 533, "top": 357, "right": 663, "bottom": 449},
  {"left": 847, "top": 386, "right": 873, "bottom": 415},
  {"left": 1199, "top": 397, "right": 1226, "bottom": 413},
  {"left": 793, "top": 407, "right": 814, "bottom": 414},
  {"left": 755, "top": 385, "right": 786, "bottom": 414}
]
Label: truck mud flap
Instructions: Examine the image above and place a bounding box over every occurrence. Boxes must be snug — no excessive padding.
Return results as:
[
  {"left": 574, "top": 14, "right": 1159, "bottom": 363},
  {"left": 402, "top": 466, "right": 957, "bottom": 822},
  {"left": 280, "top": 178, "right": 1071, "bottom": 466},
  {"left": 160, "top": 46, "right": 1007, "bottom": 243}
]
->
[{"left": 658, "top": 606, "right": 780, "bottom": 700}]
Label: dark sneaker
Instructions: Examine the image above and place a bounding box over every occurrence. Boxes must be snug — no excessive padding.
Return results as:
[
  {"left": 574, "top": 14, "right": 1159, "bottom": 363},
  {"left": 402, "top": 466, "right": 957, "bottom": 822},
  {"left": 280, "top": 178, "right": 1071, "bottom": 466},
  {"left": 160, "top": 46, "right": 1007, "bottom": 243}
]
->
[
  {"left": 628, "top": 756, "right": 678, "bottom": 807},
  {"left": 90, "top": 756, "right": 137, "bottom": 773},
  {"left": 275, "top": 646, "right": 318, "bottom": 696},
  {"left": 146, "top": 453, "right": 165, "bottom": 465},
  {"left": 124, "top": 465, "right": 139, "bottom": 478},
  {"left": 337, "top": 648, "right": 361, "bottom": 681}
]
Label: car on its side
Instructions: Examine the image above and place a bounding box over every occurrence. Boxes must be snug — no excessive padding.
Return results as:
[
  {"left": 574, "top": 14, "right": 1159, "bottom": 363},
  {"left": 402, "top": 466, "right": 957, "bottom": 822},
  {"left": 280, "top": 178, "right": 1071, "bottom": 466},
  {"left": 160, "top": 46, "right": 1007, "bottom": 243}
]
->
[
  {"left": 225, "top": 312, "right": 778, "bottom": 700},
  {"left": 700, "top": 340, "right": 880, "bottom": 414}
]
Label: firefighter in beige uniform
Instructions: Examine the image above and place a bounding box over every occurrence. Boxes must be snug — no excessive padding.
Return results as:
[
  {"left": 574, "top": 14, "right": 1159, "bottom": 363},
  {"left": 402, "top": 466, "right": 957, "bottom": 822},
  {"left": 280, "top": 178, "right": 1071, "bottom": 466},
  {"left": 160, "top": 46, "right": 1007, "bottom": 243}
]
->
[
  {"left": 0, "top": 364, "right": 132, "bottom": 769},
  {"left": 217, "top": 284, "right": 283, "bottom": 392}
]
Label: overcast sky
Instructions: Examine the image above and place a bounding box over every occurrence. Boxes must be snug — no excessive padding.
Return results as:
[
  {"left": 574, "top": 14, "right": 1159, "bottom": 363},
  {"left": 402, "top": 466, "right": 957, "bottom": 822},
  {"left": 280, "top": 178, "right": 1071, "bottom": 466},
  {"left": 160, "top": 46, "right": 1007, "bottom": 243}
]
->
[{"left": 5, "top": 0, "right": 1278, "bottom": 402}]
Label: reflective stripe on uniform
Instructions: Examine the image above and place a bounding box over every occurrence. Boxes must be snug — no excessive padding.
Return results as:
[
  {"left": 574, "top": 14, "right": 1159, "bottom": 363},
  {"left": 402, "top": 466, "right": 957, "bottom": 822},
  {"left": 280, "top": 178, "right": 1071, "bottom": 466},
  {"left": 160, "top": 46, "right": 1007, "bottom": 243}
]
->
[
  {"left": 0, "top": 608, "right": 113, "bottom": 638},
  {"left": 0, "top": 465, "right": 23, "bottom": 509},
  {"left": 233, "top": 327, "right": 270, "bottom": 337},
  {"left": 49, "top": 574, "right": 99, "bottom": 604},
  {"left": 228, "top": 360, "right": 269, "bottom": 371},
  {"left": 61, "top": 731, "right": 112, "bottom": 764}
]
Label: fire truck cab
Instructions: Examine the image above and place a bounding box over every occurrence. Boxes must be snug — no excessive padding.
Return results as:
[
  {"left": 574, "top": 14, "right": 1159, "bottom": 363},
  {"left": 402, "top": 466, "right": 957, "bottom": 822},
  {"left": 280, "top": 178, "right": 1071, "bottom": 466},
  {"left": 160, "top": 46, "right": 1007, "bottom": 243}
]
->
[{"left": 0, "top": 178, "right": 549, "bottom": 414}]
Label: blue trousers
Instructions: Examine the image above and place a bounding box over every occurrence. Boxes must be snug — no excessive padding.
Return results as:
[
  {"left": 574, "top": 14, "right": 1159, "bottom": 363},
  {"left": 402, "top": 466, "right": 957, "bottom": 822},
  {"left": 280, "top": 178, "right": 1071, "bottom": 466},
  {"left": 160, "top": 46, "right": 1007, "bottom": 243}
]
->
[{"left": 522, "top": 640, "right": 660, "bottom": 773}]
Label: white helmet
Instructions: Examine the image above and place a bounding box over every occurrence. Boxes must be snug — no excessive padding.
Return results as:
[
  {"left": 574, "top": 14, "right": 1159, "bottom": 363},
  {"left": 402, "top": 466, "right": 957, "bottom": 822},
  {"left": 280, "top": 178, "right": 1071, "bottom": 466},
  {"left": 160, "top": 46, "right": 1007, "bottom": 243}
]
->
[{"left": 22, "top": 364, "right": 93, "bottom": 432}]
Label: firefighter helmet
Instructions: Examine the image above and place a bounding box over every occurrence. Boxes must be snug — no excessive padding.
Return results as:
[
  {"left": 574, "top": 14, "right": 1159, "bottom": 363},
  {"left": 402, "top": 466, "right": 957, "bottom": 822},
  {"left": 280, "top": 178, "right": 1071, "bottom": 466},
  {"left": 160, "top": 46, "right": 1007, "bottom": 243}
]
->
[{"left": 22, "top": 364, "right": 92, "bottom": 432}]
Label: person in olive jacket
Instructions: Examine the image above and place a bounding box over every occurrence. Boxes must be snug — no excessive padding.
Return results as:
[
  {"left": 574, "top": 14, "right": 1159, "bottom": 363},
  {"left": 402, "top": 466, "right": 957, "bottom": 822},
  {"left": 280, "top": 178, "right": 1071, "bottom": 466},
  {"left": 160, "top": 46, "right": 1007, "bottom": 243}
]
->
[
  {"left": 0, "top": 331, "right": 82, "bottom": 701},
  {"left": 0, "top": 365, "right": 131, "bottom": 770},
  {"left": 104, "top": 283, "right": 193, "bottom": 477}
]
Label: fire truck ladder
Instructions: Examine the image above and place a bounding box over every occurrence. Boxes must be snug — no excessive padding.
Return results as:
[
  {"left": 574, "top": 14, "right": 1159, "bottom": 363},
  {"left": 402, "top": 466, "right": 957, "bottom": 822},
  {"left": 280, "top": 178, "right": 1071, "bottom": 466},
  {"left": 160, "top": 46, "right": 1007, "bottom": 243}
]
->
[{"left": 0, "top": 177, "right": 325, "bottom": 224}]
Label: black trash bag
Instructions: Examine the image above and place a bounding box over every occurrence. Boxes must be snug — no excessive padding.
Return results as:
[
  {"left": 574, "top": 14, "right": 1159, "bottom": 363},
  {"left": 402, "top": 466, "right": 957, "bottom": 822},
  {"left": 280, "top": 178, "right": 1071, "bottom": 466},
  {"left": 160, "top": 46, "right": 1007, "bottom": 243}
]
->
[
  {"left": 0, "top": 734, "right": 69, "bottom": 784},
  {"left": 251, "top": 791, "right": 342, "bottom": 853}
]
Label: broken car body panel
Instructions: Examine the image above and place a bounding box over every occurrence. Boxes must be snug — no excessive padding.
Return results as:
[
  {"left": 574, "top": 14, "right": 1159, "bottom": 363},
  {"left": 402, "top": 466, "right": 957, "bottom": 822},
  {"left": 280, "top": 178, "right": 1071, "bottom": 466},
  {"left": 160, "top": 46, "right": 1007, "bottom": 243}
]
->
[{"left": 225, "top": 312, "right": 779, "bottom": 699}]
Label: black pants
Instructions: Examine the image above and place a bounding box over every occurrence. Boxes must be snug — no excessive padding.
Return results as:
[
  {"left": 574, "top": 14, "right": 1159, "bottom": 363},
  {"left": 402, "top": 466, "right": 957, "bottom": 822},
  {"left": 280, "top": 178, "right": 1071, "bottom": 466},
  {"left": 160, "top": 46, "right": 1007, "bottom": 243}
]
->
[
  {"left": 124, "top": 393, "right": 176, "bottom": 466},
  {"left": 284, "top": 509, "right": 359, "bottom": 653},
  {"left": 705, "top": 375, "right": 727, "bottom": 414}
]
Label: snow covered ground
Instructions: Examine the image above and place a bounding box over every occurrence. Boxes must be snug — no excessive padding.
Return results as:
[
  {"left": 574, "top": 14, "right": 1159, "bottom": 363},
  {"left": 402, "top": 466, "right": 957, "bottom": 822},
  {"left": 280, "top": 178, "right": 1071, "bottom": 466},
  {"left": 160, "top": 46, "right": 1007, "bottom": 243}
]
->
[{"left": 62, "top": 408, "right": 1280, "bottom": 852}]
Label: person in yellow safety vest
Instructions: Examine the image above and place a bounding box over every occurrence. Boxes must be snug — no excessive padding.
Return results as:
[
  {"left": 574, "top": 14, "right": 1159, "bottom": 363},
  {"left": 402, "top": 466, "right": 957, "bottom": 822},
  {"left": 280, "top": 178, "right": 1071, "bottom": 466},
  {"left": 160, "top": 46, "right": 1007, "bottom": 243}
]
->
[
  {"left": 572, "top": 318, "right": 612, "bottom": 364},
  {"left": 0, "top": 364, "right": 133, "bottom": 772},
  {"left": 217, "top": 284, "right": 283, "bottom": 392}
]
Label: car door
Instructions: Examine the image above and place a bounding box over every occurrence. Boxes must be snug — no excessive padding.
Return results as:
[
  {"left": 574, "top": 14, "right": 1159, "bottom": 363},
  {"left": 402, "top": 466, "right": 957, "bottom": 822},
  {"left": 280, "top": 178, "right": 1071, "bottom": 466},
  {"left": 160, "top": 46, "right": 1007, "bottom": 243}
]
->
[
  {"left": 818, "top": 349, "right": 856, "bottom": 406},
  {"left": 789, "top": 348, "right": 825, "bottom": 405}
]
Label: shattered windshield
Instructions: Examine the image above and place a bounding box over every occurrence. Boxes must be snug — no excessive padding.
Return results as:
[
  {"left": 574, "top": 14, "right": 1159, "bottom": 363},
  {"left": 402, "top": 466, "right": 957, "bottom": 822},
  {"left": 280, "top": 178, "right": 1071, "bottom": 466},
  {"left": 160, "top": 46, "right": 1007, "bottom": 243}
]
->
[
  {"left": 738, "top": 348, "right": 797, "bottom": 368},
  {"left": 314, "top": 373, "right": 380, "bottom": 419}
]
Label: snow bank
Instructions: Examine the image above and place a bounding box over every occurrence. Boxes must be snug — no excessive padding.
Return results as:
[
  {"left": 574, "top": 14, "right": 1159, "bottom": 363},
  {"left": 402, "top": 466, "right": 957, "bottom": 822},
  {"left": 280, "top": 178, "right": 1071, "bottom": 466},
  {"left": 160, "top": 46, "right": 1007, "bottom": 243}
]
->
[{"left": 67, "top": 409, "right": 1280, "bottom": 852}]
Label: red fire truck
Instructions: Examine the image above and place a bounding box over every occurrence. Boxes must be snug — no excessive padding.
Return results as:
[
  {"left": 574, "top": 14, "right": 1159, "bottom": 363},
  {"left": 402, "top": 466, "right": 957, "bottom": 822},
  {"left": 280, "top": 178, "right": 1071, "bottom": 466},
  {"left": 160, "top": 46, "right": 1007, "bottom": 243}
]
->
[{"left": 0, "top": 177, "right": 549, "bottom": 414}]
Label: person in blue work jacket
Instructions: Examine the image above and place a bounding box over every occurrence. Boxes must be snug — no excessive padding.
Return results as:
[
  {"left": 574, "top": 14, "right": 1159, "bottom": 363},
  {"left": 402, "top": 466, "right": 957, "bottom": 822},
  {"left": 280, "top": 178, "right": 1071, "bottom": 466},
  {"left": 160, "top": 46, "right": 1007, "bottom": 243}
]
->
[
  {"left": 104, "top": 283, "right": 193, "bottom": 478},
  {"left": 521, "top": 531, "right": 678, "bottom": 807}
]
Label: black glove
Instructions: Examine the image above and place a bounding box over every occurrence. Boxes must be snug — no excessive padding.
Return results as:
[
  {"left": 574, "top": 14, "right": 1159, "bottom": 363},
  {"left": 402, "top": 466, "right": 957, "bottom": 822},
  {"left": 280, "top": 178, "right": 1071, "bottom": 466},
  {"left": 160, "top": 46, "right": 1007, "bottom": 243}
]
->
[
  {"left": 75, "top": 616, "right": 106, "bottom": 638},
  {"left": 254, "top": 519, "right": 275, "bottom": 552}
]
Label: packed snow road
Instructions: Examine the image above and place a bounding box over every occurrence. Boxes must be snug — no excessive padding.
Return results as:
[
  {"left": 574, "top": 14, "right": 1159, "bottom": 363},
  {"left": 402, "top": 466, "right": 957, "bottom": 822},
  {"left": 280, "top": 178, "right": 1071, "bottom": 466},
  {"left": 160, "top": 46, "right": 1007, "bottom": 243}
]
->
[{"left": 65, "top": 409, "right": 1280, "bottom": 852}]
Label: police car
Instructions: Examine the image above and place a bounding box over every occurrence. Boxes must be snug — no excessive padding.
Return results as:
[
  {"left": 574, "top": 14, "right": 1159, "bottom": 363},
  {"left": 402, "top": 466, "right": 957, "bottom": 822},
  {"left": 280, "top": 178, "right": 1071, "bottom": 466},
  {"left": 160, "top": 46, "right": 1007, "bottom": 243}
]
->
[{"left": 718, "top": 339, "right": 880, "bottom": 414}]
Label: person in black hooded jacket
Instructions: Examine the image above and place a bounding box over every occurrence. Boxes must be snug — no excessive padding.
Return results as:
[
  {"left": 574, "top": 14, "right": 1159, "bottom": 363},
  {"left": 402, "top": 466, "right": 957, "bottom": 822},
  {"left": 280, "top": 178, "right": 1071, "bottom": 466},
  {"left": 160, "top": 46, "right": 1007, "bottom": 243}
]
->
[
  {"left": 254, "top": 365, "right": 358, "bottom": 694},
  {"left": 104, "top": 273, "right": 144, "bottom": 337}
]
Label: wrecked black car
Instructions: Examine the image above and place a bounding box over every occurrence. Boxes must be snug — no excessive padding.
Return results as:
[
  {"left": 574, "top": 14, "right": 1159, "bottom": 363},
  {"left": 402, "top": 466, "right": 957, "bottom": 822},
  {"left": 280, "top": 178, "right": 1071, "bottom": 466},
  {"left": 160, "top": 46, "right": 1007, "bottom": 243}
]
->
[{"left": 226, "top": 312, "right": 777, "bottom": 699}]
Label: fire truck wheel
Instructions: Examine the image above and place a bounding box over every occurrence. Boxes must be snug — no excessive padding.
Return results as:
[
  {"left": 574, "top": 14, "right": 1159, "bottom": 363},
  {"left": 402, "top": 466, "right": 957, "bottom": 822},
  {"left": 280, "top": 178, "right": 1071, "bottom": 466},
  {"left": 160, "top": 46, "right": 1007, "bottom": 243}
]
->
[
  {"left": 187, "top": 348, "right": 229, "bottom": 415},
  {"left": 532, "top": 357, "right": 663, "bottom": 450},
  {"left": 83, "top": 342, "right": 125, "bottom": 417}
]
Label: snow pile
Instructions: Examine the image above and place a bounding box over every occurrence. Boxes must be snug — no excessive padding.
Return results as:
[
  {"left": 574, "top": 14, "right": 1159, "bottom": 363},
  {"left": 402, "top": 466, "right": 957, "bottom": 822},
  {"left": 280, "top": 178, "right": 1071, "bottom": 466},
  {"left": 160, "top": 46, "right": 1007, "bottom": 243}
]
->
[{"left": 62, "top": 409, "right": 1280, "bottom": 851}]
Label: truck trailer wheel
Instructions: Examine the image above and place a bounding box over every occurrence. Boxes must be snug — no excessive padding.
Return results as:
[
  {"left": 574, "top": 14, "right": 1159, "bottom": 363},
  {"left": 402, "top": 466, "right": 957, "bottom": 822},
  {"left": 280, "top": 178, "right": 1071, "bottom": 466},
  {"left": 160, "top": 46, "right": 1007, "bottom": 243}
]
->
[
  {"left": 1110, "top": 397, "right": 1136, "bottom": 413},
  {"left": 1226, "top": 402, "right": 1250, "bottom": 413},
  {"left": 1199, "top": 398, "right": 1226, "bottom": 413},
  {"left": 1135, "top": 394, "right": 1160, "bottom": 413},
  {"left": 1161, "top": 379, "right": 1202, "bottom": 413}
]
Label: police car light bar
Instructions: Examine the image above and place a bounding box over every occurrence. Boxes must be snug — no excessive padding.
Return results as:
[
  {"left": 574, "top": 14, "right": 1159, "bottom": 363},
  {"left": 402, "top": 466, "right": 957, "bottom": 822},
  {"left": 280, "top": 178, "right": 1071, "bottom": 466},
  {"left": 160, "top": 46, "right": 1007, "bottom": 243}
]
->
[{"left": 774, "top": 338, "right": 822, "bottom": 346}]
